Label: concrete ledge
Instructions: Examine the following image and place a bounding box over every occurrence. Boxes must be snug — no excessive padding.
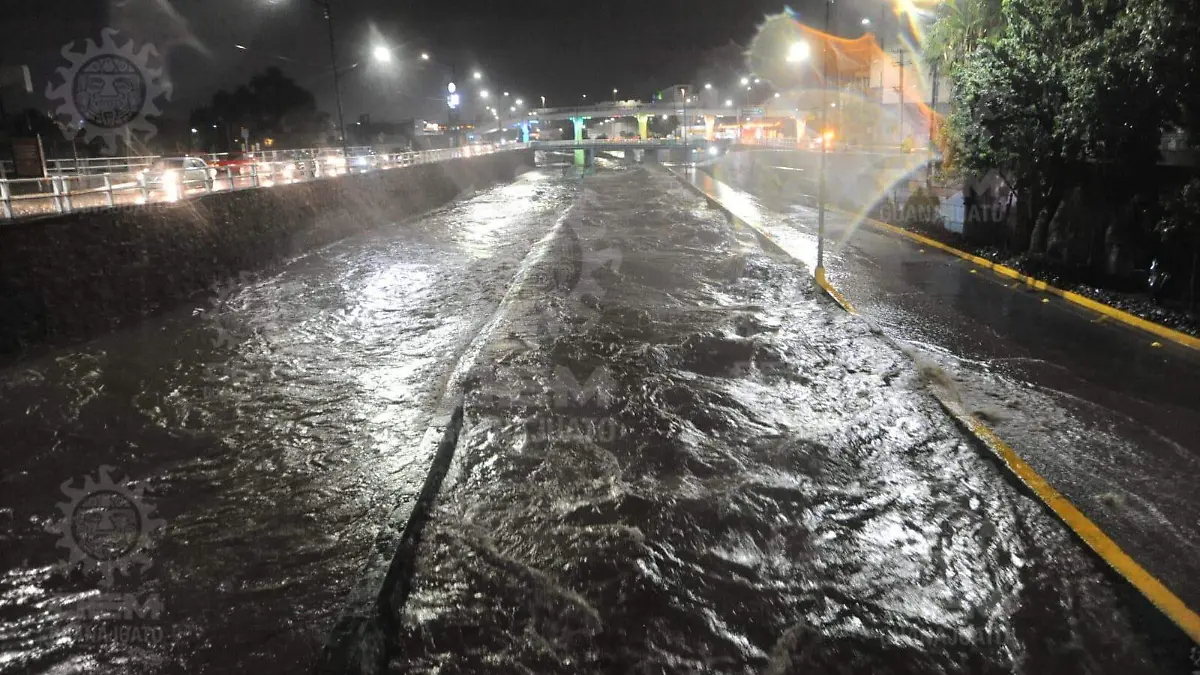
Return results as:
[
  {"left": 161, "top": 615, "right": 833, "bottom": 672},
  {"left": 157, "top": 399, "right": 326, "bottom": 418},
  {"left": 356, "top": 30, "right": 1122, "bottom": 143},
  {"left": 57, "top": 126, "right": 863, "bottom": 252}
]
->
[{"left": 0, "top": 151, "right": 533, "bottom": 355}]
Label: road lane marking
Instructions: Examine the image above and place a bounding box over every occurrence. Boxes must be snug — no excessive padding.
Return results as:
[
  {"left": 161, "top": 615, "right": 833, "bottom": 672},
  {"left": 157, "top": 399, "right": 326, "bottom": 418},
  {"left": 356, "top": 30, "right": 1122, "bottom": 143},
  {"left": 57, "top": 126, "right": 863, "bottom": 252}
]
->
[
  {"left": 678, "top": 169, "right": 1200, "bottom": 645},
  {"left": 1092, "top": 315, "right": 1111, "bottom": 324}
]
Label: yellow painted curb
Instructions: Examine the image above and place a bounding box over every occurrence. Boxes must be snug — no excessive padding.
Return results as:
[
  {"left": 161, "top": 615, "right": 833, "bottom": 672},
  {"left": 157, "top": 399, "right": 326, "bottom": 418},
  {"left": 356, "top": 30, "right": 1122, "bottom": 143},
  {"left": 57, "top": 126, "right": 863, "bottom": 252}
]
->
[
  {"left": 854, "top": 213, "right": 1200, "bottom": 353},
  {"left": 681, "top": 170, "right": 1200, "bottom": 645},
  {"left": 815, "top": 267, "right": 855, "bottom": 314},
  {"left": 936, "top": 395, "right": 1200, "bottom": 645}
]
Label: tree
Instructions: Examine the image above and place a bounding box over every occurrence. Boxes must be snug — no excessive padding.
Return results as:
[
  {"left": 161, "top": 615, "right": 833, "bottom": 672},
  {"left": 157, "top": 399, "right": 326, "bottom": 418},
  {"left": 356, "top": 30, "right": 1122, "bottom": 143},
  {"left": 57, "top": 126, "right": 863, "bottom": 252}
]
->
[
  {"left": 189, "top": 67, "right": 329, "bottom": 151},
  {"left": 1158, "top": 178, "right": 1200, "bottom": 311},
  {"left": 938, "top": 0, "right": 1198, "bottom": 263},
  {"left": 923, "top": 0, "right": 1004, "bottom": 73}
]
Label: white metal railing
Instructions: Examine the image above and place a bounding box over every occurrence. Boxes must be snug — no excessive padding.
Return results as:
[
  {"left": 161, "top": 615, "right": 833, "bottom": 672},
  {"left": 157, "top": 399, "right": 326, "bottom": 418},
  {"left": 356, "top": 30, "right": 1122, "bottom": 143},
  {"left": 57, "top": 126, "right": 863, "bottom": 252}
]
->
[
  {"left": 42, "top": 145, "right": 378, "bottom": 176},
  {"left": 0, "top": 143, "right": 523, "bottom": 221}
]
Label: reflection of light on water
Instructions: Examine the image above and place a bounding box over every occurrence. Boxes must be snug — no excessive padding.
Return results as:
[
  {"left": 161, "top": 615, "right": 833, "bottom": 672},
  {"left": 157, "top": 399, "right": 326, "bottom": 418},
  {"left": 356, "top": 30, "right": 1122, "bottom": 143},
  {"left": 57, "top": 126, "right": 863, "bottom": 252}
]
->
[
  {"left": 698, "top": 171, "right": 819, "bottom": 272},
  {"left": 456, "top": 171, "right": 554, "bottom": 259}
]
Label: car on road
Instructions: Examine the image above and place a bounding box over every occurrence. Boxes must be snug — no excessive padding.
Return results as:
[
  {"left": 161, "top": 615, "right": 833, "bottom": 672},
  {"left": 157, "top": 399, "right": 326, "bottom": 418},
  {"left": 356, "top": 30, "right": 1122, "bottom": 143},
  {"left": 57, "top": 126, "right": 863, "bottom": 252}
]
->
[
  {"left": 212, "top": 152, "right": 253, "bottom": 177},
  {"left": 139, "top": 157, "right": 214, "bottom": 196}
]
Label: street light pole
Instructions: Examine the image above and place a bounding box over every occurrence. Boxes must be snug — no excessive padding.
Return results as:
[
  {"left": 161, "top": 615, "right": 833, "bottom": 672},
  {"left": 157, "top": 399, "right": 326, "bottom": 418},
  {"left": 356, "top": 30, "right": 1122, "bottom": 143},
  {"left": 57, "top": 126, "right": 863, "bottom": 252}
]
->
[
  {"left": 816, "top": 0, "right": 832, "bottom": 281},
  {"left": 315, "top": 0, "right": 348, "bottom": 158}
]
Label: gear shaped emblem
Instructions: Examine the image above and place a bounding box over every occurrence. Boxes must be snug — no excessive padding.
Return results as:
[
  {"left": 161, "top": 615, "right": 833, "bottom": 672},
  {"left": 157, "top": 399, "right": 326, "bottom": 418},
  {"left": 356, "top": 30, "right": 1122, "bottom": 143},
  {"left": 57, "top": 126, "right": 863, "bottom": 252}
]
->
[
  {"left": 45, "top": 466, "right": 166, "bottom": 588},
  {"left": 46, "top": 28, "right": 171, "bottom": 154}
]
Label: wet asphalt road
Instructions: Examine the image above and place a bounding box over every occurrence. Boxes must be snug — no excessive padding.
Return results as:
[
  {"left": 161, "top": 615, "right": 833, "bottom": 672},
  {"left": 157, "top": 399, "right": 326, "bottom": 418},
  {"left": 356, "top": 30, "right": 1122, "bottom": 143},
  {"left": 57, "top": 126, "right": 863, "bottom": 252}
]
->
[
  {"left": 387, "top": 166, "right": 1169, "bottom": 673},
  {"left": 0, "top": 169, "right": 576, "bottom": 674},
  {"left": 696, "top": 162, "right": 1200, "bottom": 617}
]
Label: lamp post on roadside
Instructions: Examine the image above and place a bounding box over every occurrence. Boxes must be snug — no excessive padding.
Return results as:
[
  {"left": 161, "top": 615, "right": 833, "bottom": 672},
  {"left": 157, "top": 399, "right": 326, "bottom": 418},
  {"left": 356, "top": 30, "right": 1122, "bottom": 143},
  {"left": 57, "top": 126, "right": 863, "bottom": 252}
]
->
[
  {"left": 786, "top": 26, "right": 824, "bottom": 279},
  {"left": 302, "top": 0, "right": 349, "bottom": 159},
  {"left": 816, "top": 0, "right": 833, "bottom": 280}
]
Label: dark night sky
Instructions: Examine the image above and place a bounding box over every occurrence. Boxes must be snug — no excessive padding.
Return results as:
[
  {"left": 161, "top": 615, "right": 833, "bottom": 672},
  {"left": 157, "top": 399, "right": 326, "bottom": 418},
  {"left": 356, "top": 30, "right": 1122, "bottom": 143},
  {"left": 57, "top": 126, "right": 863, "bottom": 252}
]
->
[{"left": 2, "top": 0, "right": 884, "bottom": 124}]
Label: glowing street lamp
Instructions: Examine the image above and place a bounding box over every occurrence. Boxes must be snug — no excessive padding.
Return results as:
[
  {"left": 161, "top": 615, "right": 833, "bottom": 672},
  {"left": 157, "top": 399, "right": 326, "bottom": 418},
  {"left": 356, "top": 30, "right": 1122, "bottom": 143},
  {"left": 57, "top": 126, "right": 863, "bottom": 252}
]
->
[
  {"left": 787, "top": 42, "right": 812, "bottom": 63},
  {"left": 725, "top": 99, "right": 733, "bottom": 107},
  {"left": 740, "top": 76, "right": 749, "bottom": 86},
  {"left": 372, "top": 45, "right": 392, "bottom": 63},
  {"left": 861, "top": 17, "right": 871, "bottom": 26},
  {"left": 515, "top": 98, "right": 523, "bottom": 106},
  {"left": 704, "top": 83, "right": 713, "bottom": 90},
  {"left": 480, "top": 90, "right": 489, "bottom": 99},
  {"left": 473, "top": 71, "right": 482, "bottom": 80},
  {"left": 420, "top": 52, "right": 430, "bottom": 60}
]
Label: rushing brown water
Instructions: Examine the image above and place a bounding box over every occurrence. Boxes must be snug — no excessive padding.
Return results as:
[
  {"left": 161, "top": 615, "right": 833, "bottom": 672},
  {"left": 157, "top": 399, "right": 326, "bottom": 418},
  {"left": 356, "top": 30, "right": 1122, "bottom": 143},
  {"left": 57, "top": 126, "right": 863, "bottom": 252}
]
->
[
  {"left": 0, "top": 162, "right": 1179, "bottom": 675},
  {"left": 0, "top": 169, "right": 576, "bottom": 674},
  {"left": 388, "top": 166, "right": 1165, "bottom": 674}
]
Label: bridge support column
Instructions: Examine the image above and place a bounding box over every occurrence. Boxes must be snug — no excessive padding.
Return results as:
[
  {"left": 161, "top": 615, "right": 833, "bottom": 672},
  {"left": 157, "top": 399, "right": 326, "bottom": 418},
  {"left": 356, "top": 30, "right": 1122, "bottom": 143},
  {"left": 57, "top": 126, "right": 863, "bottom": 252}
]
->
[
  {"left": 636, "top": 114, "right": 650, "bottom": 140},
  {"left": 704, "top": 115, "right": 716, "bottom": 141},
  {"left": 572, "top": 116, "right": 586, "bottom": 167}
]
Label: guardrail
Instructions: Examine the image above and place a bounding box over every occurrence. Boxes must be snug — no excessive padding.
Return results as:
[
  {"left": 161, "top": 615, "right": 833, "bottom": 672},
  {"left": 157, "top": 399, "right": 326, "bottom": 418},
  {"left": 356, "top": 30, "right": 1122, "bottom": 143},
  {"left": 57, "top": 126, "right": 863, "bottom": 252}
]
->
[
  {"left": 0, "top": 144, "right": 522, "bottom": 221},
  {"left": 42, "top": 145, "right": 378, "bottom": 176}
]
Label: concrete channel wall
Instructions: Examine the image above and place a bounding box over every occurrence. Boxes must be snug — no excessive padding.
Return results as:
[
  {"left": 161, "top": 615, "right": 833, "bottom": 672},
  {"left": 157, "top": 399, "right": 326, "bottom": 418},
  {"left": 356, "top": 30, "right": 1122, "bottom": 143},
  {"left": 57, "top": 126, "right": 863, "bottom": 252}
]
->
[{"left": 0, "top": 150, "right": 534, "bottom": 354}]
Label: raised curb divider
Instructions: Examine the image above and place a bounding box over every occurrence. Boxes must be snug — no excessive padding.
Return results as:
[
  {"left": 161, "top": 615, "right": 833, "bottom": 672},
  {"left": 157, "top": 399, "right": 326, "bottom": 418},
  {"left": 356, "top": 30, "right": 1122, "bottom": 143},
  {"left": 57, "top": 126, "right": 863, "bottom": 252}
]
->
[
  {"left": 668, "top": 165, "right": 1200, "bottom": 647},
  {"left": 317, "top": 204, "right": 585, "bottom": 674}
]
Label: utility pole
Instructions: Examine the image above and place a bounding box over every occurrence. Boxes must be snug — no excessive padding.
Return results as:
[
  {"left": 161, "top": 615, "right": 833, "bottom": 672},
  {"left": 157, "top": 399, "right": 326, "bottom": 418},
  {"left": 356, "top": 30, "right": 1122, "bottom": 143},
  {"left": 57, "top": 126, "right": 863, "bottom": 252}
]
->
[
  {"left": 315, "top": 0, "right": 348, "bottom": 158},
  {"left": 894, "top": 48, "right": 907, "bottom": 148}
]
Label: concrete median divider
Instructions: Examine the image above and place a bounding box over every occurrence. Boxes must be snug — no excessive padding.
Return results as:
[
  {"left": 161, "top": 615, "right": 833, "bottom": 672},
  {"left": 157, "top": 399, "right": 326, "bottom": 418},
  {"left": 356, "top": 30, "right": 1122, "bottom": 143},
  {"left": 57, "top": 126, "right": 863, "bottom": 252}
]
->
[{"left": 0, "top": 150, "right": 534, "bottom": 356}]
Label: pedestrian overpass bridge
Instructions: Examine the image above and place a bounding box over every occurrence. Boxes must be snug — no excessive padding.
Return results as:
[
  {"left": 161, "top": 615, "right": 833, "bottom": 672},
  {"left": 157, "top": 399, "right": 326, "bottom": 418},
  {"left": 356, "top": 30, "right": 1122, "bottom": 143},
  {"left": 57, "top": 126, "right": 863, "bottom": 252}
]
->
[{"left": 483, "top": 100, "right": 805, "bottom": 144}]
